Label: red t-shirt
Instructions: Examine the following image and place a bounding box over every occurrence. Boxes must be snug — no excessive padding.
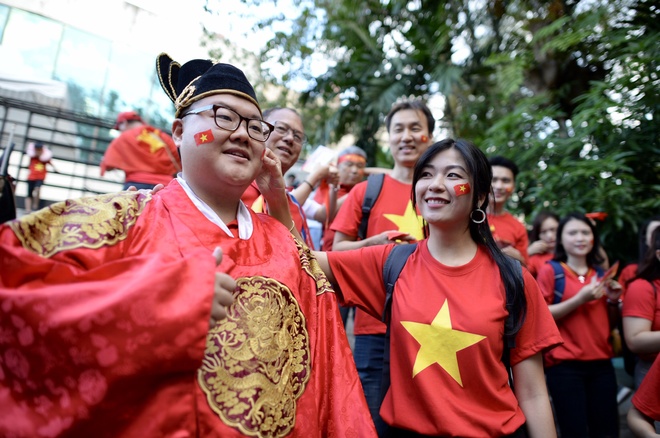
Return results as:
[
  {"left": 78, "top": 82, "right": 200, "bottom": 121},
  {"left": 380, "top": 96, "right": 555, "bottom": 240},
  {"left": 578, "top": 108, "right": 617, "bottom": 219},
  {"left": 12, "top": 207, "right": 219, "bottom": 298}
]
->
[
  {"left": 618, "top": 263, "right": 637, "bottom": 299},
  {"left": 100, "top": 125, "right": 180, "bottom": 185},
  {"left": 527, "top": 252, "right": 552, "bottom": 278},
  {"left": 27, "top": 156, "right": 50, "bottom": 181},
  {"left": 328, "top": 242, "right": 562, "bottom": 436},
  {"left": 622, "top": 278, "right": 660, "bottom": 363},
  {"left": 632, "top": 356, "right": 660, "bottom": 421},
  {"left": 330, "top": 174, "right": 425, "bottom": 335},
  {"left": 488, "top": 212, "right": 529, "bottom": 264},
  {"left": 537, "top": 262, "right": 613, "bottom": 366},
  {"left": 314, "top": 185, "right": 352, "bottom": 251}
]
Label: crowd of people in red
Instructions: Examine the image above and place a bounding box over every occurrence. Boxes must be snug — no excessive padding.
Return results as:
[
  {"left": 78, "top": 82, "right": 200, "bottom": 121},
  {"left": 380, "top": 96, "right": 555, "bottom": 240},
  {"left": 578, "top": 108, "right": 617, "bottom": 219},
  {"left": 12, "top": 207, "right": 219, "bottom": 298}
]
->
[{"left": 1, "top": 51, "right": 658, "bottom": 438}]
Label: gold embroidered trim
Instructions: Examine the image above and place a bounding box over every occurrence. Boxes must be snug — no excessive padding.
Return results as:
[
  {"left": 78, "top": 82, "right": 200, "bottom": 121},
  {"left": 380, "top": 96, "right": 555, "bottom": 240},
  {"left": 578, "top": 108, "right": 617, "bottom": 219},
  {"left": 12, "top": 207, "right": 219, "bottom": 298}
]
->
[
  {"left": 9, "top": 191, "right": 151, "bottom": 257},
  {"left": 198, "top": 276, "right": 311, "bottom": 438},
  {"left": 296, "top": 238, "right": 334, "bottom": 296}
]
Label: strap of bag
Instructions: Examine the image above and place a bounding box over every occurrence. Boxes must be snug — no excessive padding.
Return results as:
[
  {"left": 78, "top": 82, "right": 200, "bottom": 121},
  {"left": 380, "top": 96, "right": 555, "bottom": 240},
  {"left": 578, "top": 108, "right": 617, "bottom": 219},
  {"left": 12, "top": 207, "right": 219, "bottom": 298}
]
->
[
  {"left": 549, "top": 260, "right": 565, "bottom": 304},
  {"left": 358, "top": 173, "right": 384, "bottom": 240},
  {"left": 380, "top": 243, "right": 418, "bottom": 412},
  {"left": 502, "top": 258, "right": 522, "bottom": 390}
]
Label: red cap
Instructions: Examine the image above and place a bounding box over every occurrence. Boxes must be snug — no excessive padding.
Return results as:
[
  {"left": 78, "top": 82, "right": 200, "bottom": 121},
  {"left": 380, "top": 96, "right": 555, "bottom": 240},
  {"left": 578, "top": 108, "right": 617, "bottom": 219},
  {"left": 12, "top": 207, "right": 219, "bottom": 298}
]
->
[{"left": 113, "top": 111, "right": 143, "bottom": 129}]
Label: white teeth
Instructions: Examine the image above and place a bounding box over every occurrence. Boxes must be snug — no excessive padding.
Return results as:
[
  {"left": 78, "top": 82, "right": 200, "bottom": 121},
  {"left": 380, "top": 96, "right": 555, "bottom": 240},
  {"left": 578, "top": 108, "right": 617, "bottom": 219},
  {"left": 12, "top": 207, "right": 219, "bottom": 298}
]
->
[{"left": 427, "top": 199, "right": 449, "bottom": 204}]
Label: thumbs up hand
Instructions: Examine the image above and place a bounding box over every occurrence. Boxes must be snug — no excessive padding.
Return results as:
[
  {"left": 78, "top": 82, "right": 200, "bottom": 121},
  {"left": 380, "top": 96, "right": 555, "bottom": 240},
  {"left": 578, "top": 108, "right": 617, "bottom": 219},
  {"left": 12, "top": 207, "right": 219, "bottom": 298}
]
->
[{"left": 209, "top": 246, "right": 236, "bottom": 328}]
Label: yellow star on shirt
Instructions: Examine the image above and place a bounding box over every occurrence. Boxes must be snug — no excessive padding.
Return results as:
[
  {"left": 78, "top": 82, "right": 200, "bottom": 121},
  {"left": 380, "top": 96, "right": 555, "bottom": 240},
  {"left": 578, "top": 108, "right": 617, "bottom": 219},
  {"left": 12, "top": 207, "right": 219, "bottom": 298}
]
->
[
  {"left": 383, "top": 201, "right": 425, "bottom": 240},
  {"left": 401, "top": 299, "right": 486, "bottom": 387},
  {"left": 137, "top": 129, "right": 166, "bottom": 153}
]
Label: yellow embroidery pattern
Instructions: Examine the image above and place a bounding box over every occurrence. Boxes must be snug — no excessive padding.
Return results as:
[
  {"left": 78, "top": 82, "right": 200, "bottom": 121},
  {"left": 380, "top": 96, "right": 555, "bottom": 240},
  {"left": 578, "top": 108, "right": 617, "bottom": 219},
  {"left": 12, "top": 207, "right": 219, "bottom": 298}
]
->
[
  {"left": 198, "top": 276, "right": 311, "bottom": 438},
  {"left": 296, "top": 238, "right": 334, "bottom": 296},
  {"left": 9, "top": 191, "right": 151, "bottom": 257}
]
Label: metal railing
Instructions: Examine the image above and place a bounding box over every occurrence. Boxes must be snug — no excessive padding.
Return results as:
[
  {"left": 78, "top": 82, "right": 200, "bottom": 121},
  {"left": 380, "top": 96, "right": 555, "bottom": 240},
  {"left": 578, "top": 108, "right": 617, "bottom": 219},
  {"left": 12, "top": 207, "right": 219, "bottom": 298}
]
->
[{"left": 0, "top": 97, "right": 124, "bottom": 212}]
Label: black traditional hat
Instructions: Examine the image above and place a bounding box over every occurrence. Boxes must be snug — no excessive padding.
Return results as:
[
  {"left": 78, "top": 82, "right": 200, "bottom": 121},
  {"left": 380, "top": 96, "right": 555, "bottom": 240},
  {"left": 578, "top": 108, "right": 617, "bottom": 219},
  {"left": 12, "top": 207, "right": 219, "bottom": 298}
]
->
[{"left": 156, "top": 53, "right": 260, "bottom": 117}]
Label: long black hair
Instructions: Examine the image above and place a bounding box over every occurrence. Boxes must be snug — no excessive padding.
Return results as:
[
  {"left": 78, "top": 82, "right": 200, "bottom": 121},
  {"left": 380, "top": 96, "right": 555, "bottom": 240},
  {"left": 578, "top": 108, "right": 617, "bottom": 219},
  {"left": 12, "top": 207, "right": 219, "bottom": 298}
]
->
[
  {"left": 553, "top": 212, "right": 605, "bottom": 267},
  {"left": 529, "top": 211, "right": 560, "bottom": 243},
  {"left": 411, "top": 138, "right": 527, "bottom": 336},
  {"left": 637, "top": 215, "right": 660, "bottom": 262},
  {"left": 635, "top": 226, "right": 660, "bottom": 282}
]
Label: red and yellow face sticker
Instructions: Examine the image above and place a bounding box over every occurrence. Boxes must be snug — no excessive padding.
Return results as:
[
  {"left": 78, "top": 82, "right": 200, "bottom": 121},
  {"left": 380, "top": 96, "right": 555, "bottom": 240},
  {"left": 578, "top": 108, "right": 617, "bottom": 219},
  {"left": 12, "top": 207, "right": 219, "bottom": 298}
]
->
[
  {"left": 194, "top": 129, "right": 214, "bottom": 146},
  {"left": 454, "top": 183, "right": 471, "bottom": 196}
]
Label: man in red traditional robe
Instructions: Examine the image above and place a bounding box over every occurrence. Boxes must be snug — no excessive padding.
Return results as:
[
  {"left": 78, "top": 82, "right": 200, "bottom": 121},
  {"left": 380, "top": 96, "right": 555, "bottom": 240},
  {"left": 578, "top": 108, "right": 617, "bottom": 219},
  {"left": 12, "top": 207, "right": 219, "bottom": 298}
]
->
[{"left": 0, "top": 53, "right": 375, "bottom": 438}]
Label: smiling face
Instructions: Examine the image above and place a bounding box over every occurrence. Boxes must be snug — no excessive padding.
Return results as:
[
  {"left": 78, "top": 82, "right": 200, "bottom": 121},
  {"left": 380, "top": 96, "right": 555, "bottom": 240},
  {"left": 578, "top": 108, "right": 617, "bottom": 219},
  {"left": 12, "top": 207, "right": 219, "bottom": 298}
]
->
[
  {"left": 173, "top": 93, "right": 266, "bottom": 203},
  {"left": 414, "top": 147, "right": 474, "bottom": 227},
  {"left": 490, "top": 165, "right": 515, "bottom": 206},
  {"left": 388, "top": 109, "right": 432, "bottom": 168},
  {"left": 264, "top": 108, "right": 304, "bottom": 174},
  {"left": 560, "top": 218, "right": 594, "bottom": 259}
]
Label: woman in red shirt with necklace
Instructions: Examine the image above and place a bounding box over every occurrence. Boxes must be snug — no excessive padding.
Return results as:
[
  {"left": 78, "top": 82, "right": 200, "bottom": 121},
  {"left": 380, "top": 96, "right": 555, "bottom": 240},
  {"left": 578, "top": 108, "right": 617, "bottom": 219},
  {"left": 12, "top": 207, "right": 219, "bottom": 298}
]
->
[{"left": 536, "top": 212, "right": 623, "bottom": 438}]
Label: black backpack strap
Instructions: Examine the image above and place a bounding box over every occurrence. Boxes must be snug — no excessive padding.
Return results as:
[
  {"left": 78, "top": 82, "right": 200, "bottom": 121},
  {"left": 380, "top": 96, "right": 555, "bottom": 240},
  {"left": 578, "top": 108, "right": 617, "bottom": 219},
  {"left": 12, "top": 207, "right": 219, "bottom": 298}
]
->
[
  {"left": 358, "top": 173, "right": 385, "bottom": 240},
  {"left": 379, "top": 243, "right": 417, "bottom": 417},
  {"left": 381, "top": 243, "right": 418, "bottom": 323},
  {"left": 549, "top": 260, "right": 565, "bottom": 304},
  {"left": 502, "top": 258, "right": 522, "bottom": 390}
]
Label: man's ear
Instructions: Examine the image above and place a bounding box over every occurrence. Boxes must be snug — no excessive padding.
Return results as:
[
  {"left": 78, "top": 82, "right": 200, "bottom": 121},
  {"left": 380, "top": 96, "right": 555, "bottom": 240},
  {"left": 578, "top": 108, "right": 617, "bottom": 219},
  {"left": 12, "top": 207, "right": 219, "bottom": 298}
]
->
[{"left": 171, "top": 119, "right": 184, "bottom": 147}]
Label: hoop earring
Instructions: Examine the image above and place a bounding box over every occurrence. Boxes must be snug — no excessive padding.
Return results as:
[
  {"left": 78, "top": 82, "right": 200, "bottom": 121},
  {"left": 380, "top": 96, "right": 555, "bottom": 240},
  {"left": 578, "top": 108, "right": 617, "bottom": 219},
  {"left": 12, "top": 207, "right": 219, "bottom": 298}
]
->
[{"left": 470, "top": 208, "right": 486, "bottom": 224}]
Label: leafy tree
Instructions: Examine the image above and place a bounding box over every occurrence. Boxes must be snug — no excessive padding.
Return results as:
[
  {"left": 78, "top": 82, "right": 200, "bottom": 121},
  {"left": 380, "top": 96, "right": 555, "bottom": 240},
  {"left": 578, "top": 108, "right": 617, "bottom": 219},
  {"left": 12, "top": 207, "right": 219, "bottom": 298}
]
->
[{"left": 203, "top": 0, "right": 659, "bottom": 263}]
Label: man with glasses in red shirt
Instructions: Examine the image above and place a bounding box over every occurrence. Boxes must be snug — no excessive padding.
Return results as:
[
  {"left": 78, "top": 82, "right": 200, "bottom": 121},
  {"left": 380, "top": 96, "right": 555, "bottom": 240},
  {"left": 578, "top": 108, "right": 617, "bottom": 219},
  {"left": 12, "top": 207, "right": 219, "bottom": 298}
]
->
[{"left": 242, "top": 107, "right": 336, "bottom": 249}]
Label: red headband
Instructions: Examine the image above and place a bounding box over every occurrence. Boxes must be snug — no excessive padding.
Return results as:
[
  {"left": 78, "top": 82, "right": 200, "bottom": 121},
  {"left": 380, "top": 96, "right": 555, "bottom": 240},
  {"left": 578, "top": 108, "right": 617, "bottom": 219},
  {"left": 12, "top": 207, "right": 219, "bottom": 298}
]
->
[{"left": 338, "top": 154, "right": 366, "bottom": 164}]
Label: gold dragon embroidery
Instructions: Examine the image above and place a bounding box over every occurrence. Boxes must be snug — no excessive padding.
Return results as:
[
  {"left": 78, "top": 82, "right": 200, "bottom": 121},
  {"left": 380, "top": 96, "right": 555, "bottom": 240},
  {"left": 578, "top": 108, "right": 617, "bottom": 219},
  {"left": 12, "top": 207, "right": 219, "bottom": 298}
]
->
[
  {"left": 198, "top": 276, "right": 311, "bottom": 438},
  {"left": 9, "top": 191, "right": 151, "bottom": 257}
]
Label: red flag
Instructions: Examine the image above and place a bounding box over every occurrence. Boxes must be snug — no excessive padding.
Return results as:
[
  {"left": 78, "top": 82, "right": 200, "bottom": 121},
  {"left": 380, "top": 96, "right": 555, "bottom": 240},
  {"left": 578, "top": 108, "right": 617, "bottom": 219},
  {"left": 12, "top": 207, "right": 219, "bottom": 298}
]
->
[
  {"left": 585, "top": 212, "right": 608, "bottom": 221},
  {"left": 454, "top": 183, "right": 471, "bottom": 196},
  {"left": 194, "top": 129, "right": 214, "bottom": 146}
]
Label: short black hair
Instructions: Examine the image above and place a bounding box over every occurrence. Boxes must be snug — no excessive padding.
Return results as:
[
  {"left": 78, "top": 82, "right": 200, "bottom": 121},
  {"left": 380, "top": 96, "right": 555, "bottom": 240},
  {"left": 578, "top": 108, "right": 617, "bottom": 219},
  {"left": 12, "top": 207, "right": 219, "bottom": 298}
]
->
[
  {"left": 489, "top": 155, "right": 519, "bottom": 179},
  {"left": 385, "top": 99, "right": 435, "bottom": 135}
]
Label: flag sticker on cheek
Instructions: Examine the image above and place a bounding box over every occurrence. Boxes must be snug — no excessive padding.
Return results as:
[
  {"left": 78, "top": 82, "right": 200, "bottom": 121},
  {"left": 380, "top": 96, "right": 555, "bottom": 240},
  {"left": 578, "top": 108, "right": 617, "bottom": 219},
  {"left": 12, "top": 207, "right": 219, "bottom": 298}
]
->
[
  {"left": 454, "top": 183, "right": 471, "bottom": 196},
  {"left": 421, "top": 135, "right": 428, "bottom": 142},
  {"left": 194, "top": 129, "right": 214, "bottom": 146}
]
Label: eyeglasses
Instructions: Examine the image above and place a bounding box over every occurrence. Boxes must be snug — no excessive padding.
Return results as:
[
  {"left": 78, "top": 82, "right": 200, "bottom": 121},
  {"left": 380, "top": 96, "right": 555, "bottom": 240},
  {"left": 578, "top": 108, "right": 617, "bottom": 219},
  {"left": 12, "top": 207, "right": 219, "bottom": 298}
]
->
[
  {"left": 181, "top": 105, "right": 274, "bottom": 142},
  {"left": 272, "top": 121, "right": 306, "bottom": 145}
]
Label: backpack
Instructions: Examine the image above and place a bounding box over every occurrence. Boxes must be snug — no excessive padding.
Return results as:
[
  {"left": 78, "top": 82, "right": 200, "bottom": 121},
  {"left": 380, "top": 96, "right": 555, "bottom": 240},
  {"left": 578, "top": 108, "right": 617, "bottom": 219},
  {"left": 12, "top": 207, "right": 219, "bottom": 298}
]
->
[
  {"left": 379, "top": 244, "right": 522, "bottom": 405},
  {"left": 358, "top": 173, "right": 385, "bottom": 240}
]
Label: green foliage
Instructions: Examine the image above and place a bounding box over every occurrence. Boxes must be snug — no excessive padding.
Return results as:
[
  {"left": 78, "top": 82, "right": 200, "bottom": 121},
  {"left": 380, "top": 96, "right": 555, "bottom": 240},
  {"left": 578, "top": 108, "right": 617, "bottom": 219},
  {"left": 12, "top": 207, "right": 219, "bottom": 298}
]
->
[{"left": 204, "top": 0, "right": 659, "bottom": 263}]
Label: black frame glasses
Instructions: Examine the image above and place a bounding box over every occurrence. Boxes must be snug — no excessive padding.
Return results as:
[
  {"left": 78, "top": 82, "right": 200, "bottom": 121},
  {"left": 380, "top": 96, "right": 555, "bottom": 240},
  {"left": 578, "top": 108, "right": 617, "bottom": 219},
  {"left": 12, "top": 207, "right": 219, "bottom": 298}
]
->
[
  {"left": 181, "top": 104, "right": 274, "bottom": 142},
  {"left": 272, "top": 121, "right": 306, "bottom": 145}
]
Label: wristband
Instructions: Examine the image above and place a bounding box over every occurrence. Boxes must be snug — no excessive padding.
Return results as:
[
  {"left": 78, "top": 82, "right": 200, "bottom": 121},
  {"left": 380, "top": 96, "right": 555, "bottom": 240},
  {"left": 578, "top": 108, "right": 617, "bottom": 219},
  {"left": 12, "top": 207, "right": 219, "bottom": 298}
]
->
[{"left": 302, "top": 180, "right": 315, "bottom": 190}]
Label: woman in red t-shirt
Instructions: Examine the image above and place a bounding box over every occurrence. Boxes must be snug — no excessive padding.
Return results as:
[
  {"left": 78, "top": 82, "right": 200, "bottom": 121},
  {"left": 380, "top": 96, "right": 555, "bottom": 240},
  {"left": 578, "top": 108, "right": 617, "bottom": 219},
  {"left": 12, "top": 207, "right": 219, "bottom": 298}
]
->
[
  {"left": 536, "top": 212, "right": 623, "bottom": 438},
  {"left": 314, "top": 139, "right": 562, "bottom": 437},
  {"left": 526, "top": 211, "right": 559, "bottom": 278},
  {"left": 623, "top": 226, "right": 660, "bottom": 390}
]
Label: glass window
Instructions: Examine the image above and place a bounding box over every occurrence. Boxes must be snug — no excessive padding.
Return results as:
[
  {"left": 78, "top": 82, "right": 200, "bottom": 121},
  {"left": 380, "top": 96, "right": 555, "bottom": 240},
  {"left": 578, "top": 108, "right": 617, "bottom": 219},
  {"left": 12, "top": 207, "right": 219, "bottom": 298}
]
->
[
  {"left": 1, "top": 8, "right": 62, "bottom": 80},
  {"left": 0, "top": 4, "right": 9, "bottom": 41},
  {"left": 55, "top": 26, "right": 112, "bottom": 116},
  {"left": 103, "top": 43, "right": 153, "bottom": 119}
]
